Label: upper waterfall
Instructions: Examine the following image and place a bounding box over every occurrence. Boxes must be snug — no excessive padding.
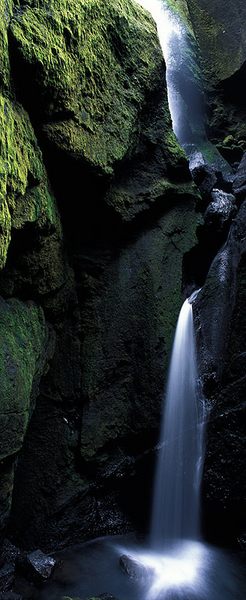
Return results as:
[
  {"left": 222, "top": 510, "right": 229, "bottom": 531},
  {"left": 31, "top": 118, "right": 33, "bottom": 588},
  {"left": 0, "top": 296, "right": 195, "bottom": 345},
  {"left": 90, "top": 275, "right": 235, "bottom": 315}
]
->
[{"left": 136, "top": 0, "right": 206, "bottom": 145}]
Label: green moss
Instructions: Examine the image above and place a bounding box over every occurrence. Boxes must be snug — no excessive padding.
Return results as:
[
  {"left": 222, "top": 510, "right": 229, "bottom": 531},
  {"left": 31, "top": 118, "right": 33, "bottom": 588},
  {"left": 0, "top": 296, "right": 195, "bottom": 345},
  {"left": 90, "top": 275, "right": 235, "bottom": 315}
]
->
[
  {"left": 0, "top": 297, "right": 48, "bottom": 460},
  {"left": 186, "top": 0, "right": 246, "bottom": 83},
  {"left": 0, "top": 0, "right": 13, "bottom": 89},
  {"left": 105, "top": 177, "right": 199, "bottom": 222},
  {"left": 10, "top": 0, "right": 166, "bottom": 174},
  {"left": 0, "top": 93, "right": 61, "bottom": 269}
]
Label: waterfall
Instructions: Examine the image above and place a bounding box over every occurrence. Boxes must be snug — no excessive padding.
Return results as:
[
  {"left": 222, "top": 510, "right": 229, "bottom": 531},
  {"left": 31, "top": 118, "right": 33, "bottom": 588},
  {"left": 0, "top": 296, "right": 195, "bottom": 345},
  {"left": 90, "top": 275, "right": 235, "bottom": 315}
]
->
[
  {"left": 150, "top": 292, "right": 205, "bottom": 548},
  {"left": 136, "top": 0, "right": 206, "bottom": 146}
]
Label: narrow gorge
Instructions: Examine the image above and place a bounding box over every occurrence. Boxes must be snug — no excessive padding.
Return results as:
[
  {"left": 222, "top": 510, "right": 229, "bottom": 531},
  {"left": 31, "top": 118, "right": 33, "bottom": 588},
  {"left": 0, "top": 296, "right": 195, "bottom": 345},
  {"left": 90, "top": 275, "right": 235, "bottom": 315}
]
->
[{"left": 0, "top": 1, "right": 245, "bottom": 599}]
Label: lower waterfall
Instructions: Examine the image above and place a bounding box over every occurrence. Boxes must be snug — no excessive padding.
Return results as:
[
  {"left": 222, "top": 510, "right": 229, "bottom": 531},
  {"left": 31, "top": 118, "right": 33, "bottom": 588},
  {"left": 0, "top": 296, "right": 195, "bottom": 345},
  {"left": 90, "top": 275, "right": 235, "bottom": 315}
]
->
[{"left": 151, "top": 292, "right": 205, "bottom": 548}]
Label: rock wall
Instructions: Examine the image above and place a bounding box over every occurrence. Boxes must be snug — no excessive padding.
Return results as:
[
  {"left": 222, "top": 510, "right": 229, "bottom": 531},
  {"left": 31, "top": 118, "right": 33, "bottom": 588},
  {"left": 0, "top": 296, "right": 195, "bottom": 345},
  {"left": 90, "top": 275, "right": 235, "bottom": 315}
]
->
[
  {"left": 0, "top": 0, "right": 200, "bottom": 551},
  {"left": 0, "top": 0, "right": 244, "bottom": 558},
  {"left": 185, "top": 0, "right": 246, "bottom": 157}
]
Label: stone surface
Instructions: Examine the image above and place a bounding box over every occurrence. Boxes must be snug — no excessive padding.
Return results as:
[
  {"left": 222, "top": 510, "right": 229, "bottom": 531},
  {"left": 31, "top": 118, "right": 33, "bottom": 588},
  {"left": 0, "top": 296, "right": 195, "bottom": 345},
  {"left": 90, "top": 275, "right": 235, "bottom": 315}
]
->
[
  {"left": 17, "top": 549, "right": 56, "bottom": 583},
  {"left": 189, "top": 151, "right": 217, "bottom": 196},
  {"left": 0, "top": 564, "right": 15, "bottom": 593},
  {"left": 0, "top": 298, "right": 49, "bottom": 460},
  {"left": 0, "top": 0, "right": 201, "bottom": 551},
  {"left": 186, "top": 0, "right": 246, "bottom": 84},
  {"left": 232, "top": 152, "right": 246, "bottom": 200},
  {"left": 9, "top": 0, "right": 185, "bottom": 184},
  {"left": 119, "top": 554, "right": 150, "bottom": 580},
  {"left": 204, "top": 190, "right": 236, "bottom": 234},
  {"left": 0, "top": 0, "right": 243, "bottom": 556},
  {"left": 194, "top": 201, "right": 246, "bottom": 543},
  {"left": 0, "top": 94, "right": 61, "bottom": 271},
  {"left": 0, "top": 297, "right": 52, "bottom": 536}
]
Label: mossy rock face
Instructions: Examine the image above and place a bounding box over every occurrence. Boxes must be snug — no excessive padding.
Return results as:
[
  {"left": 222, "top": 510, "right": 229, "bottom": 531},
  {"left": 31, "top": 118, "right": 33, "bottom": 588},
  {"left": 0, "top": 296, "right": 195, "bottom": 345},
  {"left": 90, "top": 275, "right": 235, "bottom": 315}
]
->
[
  {"left": 0, "top": 93, "right": 61, "bottom": 271},
  {"left": 0, "top": 297, "right": 49, "bottom": 459},
  {"left": 0, "top": 0, "right": 13, "bottom": 89},
  {"left": 171, "top": 0, "right": 246, "bottom": 154},
  {"left": 0, "top": 296, "right": 51, "bottom": 533},
  {"left": 80, "top": 200, "right": 201, "bottom": 460},
  {"left": 186, "top": 0, "right": 246, "bottom": 84},
  {"left": 9, "top": 0, "right": 185, "bottom": 183}
]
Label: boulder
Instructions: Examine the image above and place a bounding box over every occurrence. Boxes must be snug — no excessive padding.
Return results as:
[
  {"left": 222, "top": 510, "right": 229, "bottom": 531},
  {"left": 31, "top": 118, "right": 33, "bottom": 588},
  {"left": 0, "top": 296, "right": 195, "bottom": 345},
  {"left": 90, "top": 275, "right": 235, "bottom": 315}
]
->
[
  {"left": 204, "top": 190, "right": 236, "bottom": 234},
  {"left": 119, "top": 554, "right": 150, "bottom": 580},
  {"left": 189, "top": 151, "right": 217, "bottom": 195},
  {"left": 188, "top": 145, "right": 233, "bottom": 197},
  {"left": 17, "top": 550, "right": 56, "bottom": 584},
  {"left": 9, "top": 0, "right": 188, "bottom": 191}
]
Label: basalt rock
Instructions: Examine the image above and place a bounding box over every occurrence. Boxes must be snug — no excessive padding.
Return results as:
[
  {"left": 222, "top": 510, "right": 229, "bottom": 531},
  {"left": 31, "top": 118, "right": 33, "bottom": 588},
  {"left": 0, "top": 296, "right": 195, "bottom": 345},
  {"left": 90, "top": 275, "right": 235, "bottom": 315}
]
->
[
  {"left": 119, "top": 554, "right": 150, "bottom": 580},
  {"left": 189, "top": 151, "right": 217, "bottom": 196},
  {"left": 204, "top": 190, "right": 236, "bottom": 235},
  {"left": 194, "top": 200, "right": 246, "bottom": 543},
  {"left": 16, "top": 549, "right": 56, "bottom": 584}
]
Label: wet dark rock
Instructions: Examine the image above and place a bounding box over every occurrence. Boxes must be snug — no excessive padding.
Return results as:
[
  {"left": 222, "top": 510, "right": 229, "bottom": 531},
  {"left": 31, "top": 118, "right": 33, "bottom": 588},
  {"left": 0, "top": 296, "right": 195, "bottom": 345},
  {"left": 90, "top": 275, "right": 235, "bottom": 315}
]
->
[
  {"left": 189, "top": 148, "right": 234, "bottom": 197},
  {"left": 194, "top": 200, "right": 246, "bottom": 543},
  {"left": 0, "top": 564, "right": 15, "bottom": 593},
  {"left": 204, "top": 190, "right": 236, "bottom": 233},
  {"left": 189, "top": 151, "right": 217, "bottom": 195},
  {"left": 0, "top": 541, "right": 21, "bottom": 567},
  {"left": 232, "top": 152, "right": 246, "bottom": 200},
  {"left": 0, "top": 594, "right": 23, "bottom": 600},
  {"left": 17, "top": 550, "right": 56, "bottom": 584},
  {"left": 119, "top": 554, "right": 151, "bottom": 580}
]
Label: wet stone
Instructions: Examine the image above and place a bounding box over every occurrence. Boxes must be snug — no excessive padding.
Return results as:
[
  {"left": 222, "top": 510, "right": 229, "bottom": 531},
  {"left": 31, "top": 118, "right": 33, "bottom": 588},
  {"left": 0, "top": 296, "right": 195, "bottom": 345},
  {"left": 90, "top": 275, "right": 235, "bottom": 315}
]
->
[
  {"left": 119, "top": 554, "right": 151, "bottom": 580},
  {"left": 0, "top": 564, "right": 15, "bottom": 592},
  {"left": 189, "top": 151, "right": 217, "bottom": 196},
  {"left": 204, "top": 189, "right": 236, "bottom": 233},
  {"left": 17, "top": 549, "right": 56, "bottom": 583}
]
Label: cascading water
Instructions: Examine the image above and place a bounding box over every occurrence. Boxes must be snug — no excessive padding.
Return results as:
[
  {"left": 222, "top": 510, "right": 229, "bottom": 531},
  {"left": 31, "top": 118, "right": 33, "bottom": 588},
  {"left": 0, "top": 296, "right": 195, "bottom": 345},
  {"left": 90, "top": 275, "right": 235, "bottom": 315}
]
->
[
  {"left": 151, "top": 292, "right": 205, "bottom": 548},
  {"left": 136, "top": 0, "right": 232, "bottom": 173},
  {"left": 136, "top": 0, "right": 206, "bottom": 145}
]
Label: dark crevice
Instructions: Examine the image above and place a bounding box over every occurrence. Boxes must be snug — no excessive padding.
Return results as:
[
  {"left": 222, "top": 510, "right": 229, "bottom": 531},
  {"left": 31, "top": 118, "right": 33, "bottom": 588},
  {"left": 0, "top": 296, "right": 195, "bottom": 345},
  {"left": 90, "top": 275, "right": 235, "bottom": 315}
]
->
[{"left": 182, "top": 225, "right": 229, "bottom": 295}]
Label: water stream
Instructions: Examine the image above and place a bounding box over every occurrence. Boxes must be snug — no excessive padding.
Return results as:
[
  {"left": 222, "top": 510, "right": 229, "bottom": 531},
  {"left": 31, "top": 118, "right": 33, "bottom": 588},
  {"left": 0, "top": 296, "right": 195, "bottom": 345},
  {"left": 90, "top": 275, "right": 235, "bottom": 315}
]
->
[
  {"left": 150, "top": 292, "right": 205, "bottom": 548},
  {"left": 39, "top": 295, "right": 245, "bottom": 599}
]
